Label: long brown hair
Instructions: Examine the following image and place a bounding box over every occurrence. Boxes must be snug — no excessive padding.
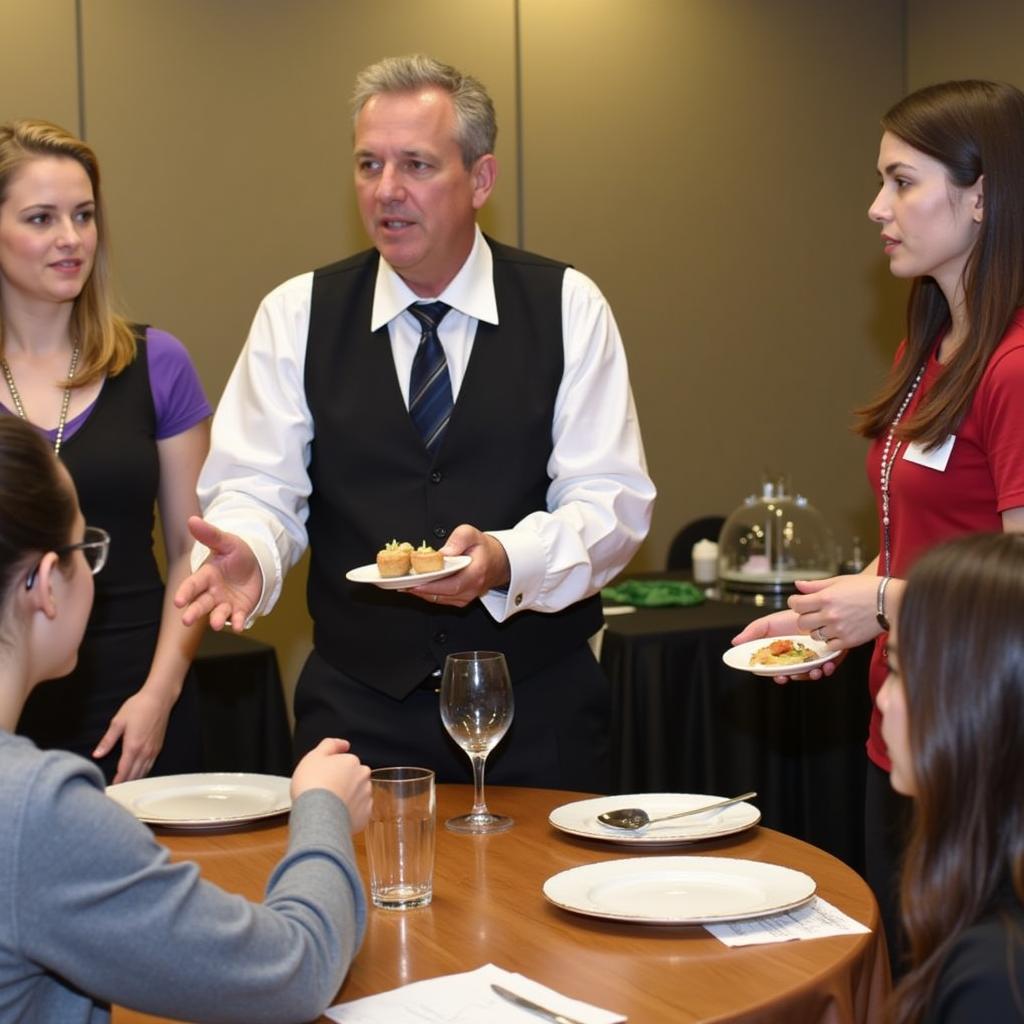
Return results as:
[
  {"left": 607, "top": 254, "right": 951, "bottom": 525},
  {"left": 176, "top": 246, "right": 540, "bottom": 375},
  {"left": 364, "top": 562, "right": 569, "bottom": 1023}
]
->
[
  {"left": 0, "top": 417, "right": 75, "bottom": 611},
  {"left": 0, "top": 119, "right": 136, "bottom": 388},
  {"left": 890, "top": 532, "right": 1024, "bottom": 1022},
  {"left": 856, "top": 81, "right": 1024, "bottom": 448}
]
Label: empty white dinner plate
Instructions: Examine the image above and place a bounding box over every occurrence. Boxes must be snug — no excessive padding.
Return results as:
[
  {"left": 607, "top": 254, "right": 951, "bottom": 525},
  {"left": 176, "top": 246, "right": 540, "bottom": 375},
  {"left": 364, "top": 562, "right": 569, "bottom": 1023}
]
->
[
  {"left": 722, "top": 635, "right": 837, "bottom": 676},
  {"left": 106, "top": 772, "right": 291, "bottom": 828},
  {"left": 345, "top": 555, "right": 471, "bottom": 590},
  {"left": 543, "top": 856, "right": 816, "bottom": 924},
  {"left": 549, "top": 793, "right": 760, "bottom": 846}
]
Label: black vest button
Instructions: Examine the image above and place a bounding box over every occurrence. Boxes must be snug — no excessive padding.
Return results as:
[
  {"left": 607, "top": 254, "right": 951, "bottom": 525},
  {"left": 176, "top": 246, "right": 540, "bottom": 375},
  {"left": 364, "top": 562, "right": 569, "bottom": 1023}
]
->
[
  {"left": 430, "top": 470, "right": 443, "bottom": 484},
  {"left": 434, "top": 632, "right": 447, "bottom": 644},
  {"left": 433, "top": 526, "right": 447, "bottom": 539}
]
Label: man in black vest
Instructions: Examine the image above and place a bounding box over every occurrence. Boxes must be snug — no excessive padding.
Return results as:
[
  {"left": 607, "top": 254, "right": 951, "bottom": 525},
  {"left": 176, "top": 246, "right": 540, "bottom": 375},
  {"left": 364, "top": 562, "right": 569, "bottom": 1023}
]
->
[{"left": 176, "top": 55, "right": 655, "bottom": 792}]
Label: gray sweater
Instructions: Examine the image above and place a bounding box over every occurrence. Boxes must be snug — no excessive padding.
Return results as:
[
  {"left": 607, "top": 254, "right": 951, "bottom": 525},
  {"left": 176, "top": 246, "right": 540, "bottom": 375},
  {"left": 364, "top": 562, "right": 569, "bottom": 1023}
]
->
[{"left": 0, "top": 731, "right": 366, "bottom": 1023}]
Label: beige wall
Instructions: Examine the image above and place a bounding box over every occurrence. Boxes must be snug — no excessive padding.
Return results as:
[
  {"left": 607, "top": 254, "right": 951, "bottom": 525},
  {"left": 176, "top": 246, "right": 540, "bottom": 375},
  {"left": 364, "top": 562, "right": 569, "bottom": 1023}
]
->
[
  {"left": 907, "top": 0, "right": 1024, "bottom": 90},
  {"left": 11, "top": 0, "right": 987, "bottom": 710},
  {"left": 520, "top": 0, "right": 904, "bottom": 569},
  {"left": 80, "top": 0, "right": 519, "bottom": 391},
  {"left": 0, "top": 0, "right": 79, "bottom": 130}
]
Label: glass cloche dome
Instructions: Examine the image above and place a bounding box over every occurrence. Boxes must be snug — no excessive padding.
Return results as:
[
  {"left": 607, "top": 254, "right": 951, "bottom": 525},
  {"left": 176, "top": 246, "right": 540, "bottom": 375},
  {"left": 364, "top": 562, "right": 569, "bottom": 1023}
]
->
[{"left": 717, "top": 476, "right": 837, "bottom": 606}]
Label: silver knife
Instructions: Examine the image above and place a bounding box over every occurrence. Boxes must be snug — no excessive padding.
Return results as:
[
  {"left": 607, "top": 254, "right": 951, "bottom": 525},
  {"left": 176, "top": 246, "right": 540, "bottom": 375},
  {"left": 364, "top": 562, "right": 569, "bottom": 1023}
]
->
[{"left": 491, "top": 983, "right": 590, "bottom": 1024}]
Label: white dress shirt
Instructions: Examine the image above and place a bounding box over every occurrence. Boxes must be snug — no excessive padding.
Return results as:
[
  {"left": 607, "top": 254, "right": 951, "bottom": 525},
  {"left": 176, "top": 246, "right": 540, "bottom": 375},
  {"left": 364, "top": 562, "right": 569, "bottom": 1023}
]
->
[{"left": 198, "top": 227, "right": 655, "bottom": 622}]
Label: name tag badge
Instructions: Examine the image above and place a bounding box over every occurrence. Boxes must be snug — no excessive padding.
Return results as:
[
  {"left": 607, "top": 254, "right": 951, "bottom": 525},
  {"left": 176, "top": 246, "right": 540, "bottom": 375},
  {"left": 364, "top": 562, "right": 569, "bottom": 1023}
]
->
[{"left": 904, "top": 435, "right": 956, "bottom": 472}]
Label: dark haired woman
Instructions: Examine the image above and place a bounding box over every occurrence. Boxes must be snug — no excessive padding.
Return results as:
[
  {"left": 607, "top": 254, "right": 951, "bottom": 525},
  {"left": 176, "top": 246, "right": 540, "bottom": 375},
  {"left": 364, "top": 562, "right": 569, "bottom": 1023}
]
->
[
  {"left": 0, "top": 415, "right": 371, "bottom": 1021},
  {"left": 879, "top": 532, "right": 1024, "bottom": 1022},
  {"left": 0, "top": 118, "right": 210, "bottom": 782},
  {"left": 734, "top": 80, "right": 1024, "bottom": 970}
]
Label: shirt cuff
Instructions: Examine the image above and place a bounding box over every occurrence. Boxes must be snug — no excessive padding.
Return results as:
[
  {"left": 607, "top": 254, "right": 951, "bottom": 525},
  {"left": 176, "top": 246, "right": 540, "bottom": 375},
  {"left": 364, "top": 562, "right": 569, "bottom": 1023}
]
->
[
  {"left": 244, "top": 535, "right": 280, "bottom": 620},
  {"left": 478, "top": 527, "right": 547, "bottom": 622}
]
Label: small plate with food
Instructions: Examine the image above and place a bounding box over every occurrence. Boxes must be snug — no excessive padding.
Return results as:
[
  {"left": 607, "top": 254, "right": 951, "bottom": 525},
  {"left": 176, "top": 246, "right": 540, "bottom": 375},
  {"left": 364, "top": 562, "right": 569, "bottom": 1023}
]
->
[
  {"left": 346, "top": 540, "right": 471, "bottom": 590},
  {"left": 722, "top": 636, "right": 837, "bottom": 676}
]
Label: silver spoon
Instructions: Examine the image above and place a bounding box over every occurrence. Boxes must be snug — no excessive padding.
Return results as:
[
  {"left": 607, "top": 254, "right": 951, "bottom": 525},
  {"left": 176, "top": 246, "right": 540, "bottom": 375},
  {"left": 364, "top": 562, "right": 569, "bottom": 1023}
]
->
[{"left": 597, "top": 791, "right": 757, "bottom": 831}]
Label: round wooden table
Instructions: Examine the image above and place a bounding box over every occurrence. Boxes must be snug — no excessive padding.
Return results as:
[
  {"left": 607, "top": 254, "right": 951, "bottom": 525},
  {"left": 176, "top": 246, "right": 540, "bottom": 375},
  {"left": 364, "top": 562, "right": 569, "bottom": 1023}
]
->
[{"left": 113, "top": 785, "right": 889, "bottom": 1023}]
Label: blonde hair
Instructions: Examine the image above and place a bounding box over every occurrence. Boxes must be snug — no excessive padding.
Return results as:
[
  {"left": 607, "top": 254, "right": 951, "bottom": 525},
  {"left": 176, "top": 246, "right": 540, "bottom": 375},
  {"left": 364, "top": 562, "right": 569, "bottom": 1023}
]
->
[{"left": 0, "top": 119, "right": 135, "bottom": 387}]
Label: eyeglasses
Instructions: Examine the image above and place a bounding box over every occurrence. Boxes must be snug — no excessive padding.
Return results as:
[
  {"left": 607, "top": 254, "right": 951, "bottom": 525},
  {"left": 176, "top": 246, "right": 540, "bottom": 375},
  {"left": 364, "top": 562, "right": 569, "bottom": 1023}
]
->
[{"left": 25, "top": 525, "right": 111, "bottom": 590}]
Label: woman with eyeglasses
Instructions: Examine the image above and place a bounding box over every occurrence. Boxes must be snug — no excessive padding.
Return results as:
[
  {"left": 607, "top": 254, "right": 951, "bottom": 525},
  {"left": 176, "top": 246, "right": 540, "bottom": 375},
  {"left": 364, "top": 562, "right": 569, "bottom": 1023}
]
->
[
  {"left": 0, "top": 415, "right": 371, "bottom": 1021},
  {"left": 878, "top": 532, "right": 1024, "bottom": 1022},
  {"left": 0, "top": 119, "right": 210, "bottom": 783}
]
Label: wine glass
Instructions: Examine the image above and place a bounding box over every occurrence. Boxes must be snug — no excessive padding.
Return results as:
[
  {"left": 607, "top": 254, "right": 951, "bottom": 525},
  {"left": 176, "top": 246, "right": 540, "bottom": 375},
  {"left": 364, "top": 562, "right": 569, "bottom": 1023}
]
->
[{"left": 439, "top": 650, "right": 515, "bottom": 834}]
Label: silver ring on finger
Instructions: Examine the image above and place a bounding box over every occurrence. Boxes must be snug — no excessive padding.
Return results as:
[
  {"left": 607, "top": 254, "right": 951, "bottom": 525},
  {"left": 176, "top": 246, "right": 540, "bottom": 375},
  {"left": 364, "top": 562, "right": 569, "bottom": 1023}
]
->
[{"left": 813, "top": 626, "right": 828, "bottom": 642}]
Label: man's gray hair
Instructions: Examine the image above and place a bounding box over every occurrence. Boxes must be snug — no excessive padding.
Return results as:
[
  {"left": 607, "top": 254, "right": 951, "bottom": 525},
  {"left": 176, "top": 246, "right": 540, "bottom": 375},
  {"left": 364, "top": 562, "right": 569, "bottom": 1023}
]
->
[{"left": 352, "top": 54, "right": 496, "bottom": 167}]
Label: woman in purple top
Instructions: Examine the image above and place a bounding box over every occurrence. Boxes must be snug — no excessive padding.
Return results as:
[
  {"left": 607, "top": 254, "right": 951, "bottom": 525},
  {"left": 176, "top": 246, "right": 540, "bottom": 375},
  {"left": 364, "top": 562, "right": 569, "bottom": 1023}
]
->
[{"left": 0, "top": 119, "right": 211, "bottom": 782}]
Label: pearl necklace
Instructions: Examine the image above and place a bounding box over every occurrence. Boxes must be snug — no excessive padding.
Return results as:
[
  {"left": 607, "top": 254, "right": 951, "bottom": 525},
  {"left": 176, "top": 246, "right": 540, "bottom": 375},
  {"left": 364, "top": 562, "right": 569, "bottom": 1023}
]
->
[
  {"left": 1, "top": 346, "right": 81, "bottom": 455},
  {"left": 879, "top": 359, "right": 927, "bottom": 576}
]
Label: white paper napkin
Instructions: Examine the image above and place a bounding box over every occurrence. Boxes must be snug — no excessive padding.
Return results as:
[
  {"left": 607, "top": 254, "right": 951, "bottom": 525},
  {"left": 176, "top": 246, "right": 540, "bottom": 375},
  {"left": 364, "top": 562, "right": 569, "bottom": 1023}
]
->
[
  {"left": 326, "top": 962, "right": 627, "bottom": 1022},
  {"left": 704, "top": 896, "right": 871, "bottom": 947}
]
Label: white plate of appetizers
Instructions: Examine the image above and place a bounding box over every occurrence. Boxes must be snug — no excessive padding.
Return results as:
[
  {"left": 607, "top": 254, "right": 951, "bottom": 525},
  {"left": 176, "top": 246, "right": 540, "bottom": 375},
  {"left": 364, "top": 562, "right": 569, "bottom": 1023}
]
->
[
  {"left": 346, "top": 555, "right": 471, "bottom": 590},
  {"left": 722, "top": 636, "right": 837, "bottom": 676}
]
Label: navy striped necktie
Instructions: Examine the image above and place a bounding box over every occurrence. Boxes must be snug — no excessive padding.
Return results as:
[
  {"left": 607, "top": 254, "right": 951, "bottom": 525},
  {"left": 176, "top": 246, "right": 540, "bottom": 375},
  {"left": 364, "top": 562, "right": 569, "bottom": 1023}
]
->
[{"left": 407, "top": 301, "right": 453, "bottom": 454}]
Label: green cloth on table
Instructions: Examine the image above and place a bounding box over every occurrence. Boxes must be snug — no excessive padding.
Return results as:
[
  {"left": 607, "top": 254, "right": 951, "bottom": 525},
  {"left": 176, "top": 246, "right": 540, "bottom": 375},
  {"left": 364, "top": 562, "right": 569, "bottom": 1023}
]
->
[{"left": 601, "top": 579, "right": 706, "bottom": 607}]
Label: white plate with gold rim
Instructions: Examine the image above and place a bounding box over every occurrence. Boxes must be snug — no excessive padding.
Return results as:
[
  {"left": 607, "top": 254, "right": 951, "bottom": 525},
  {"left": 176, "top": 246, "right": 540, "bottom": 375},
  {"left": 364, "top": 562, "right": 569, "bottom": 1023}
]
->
[{"left": 543, "top": 856, "right": 816, "bottom": 924}]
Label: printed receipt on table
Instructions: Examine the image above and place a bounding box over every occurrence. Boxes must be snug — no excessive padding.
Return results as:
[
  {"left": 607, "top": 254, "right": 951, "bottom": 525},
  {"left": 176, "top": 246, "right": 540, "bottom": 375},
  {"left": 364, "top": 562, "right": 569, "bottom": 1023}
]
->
[{"left": 704, "top": 896, "right": 871, "bottom": 947}]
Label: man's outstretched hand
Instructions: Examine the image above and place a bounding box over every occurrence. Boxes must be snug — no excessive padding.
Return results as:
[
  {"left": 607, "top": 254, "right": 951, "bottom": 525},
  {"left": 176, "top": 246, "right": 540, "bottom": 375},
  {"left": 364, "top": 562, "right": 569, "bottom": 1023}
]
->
[{"left": 174, "top": 516, "right": 262, "bottom": 631}]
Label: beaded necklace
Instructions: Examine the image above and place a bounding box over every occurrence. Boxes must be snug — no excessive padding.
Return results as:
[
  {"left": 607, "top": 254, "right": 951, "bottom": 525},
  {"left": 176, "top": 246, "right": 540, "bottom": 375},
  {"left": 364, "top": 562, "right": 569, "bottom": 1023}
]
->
[{"left": 879, "top": 359, "right": 928, "bottom": 577}]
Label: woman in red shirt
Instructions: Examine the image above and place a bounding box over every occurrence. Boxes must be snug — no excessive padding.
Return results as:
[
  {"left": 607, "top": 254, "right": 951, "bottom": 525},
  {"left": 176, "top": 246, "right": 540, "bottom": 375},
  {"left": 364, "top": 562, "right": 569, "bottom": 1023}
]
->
[{"left": 735, "top": 79, "right": 1024, "bottom": 974}]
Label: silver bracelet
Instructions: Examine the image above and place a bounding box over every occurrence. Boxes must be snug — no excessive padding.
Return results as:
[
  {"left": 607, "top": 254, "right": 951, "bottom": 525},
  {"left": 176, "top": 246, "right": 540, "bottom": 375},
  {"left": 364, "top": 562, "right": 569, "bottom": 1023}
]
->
[{"left": 876, "top": 576, "right": 892, "bottom": 632}]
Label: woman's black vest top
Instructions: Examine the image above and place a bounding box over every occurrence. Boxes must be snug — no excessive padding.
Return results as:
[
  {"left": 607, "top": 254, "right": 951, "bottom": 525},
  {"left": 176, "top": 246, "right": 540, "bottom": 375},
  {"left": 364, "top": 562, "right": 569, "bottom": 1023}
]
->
[{"left": 60, "top": 329, "right": 163, "bottom": 631}]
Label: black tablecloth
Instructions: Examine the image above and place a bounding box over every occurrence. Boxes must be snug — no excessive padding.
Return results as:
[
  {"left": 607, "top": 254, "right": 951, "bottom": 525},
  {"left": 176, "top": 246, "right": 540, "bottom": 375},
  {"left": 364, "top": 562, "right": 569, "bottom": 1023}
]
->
[
  {"left": 601, "top": 592, "right": 872, "bottom": 873},
  {"left": 193, "top": 631, "right": 293, "bottom": 775}
]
